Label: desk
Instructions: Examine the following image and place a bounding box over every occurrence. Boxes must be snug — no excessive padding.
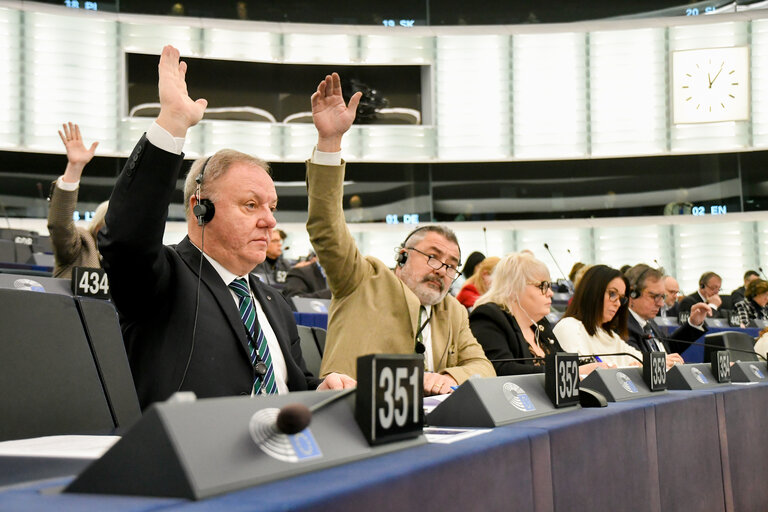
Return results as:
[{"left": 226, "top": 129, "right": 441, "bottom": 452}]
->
[{"left": 3, "top": 383, "right": 768, "bottom": 512}]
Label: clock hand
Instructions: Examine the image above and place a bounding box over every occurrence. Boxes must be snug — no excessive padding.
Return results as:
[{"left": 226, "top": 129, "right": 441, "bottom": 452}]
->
[{"left": 710, "top": 64, "right": 725, "bottom": 88}]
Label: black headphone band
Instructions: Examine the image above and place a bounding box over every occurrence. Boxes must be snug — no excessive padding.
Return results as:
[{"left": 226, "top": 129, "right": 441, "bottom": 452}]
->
[
  {"left": 630, "top": 265, "right": 657, "bottom": 299},
  {"left": 193, "top": 156, "right": 215, "bottom": 225}
]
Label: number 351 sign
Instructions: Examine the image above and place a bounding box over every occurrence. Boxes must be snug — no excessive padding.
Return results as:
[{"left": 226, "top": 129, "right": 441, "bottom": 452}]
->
[{"left": 355, "top": 354, "right": 423, "bottom": 445}]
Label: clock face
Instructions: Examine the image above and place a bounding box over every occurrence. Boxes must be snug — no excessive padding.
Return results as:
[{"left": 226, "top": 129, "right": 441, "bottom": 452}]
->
[{"left": 672, "top": 46, "right": 750, "bottom": 124}]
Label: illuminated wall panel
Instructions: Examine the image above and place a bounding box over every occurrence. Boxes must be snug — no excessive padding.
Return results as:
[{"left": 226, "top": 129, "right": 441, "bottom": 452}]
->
[
  {"left": 673, "top": 221, "right": 753, "bottom": 294},
  {"left": 360, "top": 34, "right": 433, "bottom": 64},
  {"left": 435, "top": 34, "right": 511, "bottom": 160},
  {"left": 0, "top": 7, "right": 21, "bottom": 147},
  {"left": 512, "top": 32, "right": 588, "bottom": 159},
  {"left": 202, "top": 26, "right": 280, "bottom": 62},
  {"left": 119, "top": 17, "right": 200, "bottom": 55},
  {"left": 358, "top": 125, "right": 434, "bottom": 161},
  {"left": 752, "top": 19, "right": 768, "bottom": 148},
  {"left": 590, "top": 28, "right": 667, "bottom": 156},
  {"left": 23, "top": 11, "right": 119, "bottom": 153},
  {"left": 283, "top": 33, "right": 358, "bottom": 63}
]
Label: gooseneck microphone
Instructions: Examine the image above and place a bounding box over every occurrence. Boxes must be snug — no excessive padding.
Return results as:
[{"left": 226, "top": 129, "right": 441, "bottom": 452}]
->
[
  {"left": 488, "top": 352, "right": 643, "bottom": 365},
  {"left": 759, "top": 267, "right": 768, "bottom": 281},
  {"left": 543, "top": 242, "right": 572, "bottom": 292},
  {"left": 253, "top": 387, "right": 356, "bottom": 438}
]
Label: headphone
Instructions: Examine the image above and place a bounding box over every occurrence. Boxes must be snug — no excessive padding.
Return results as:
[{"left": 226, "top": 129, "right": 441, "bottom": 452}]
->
[
  {"left": 629, "top": 266, "right": 651, "bottom": 299},
  {"left": 192, "top": 156, "right": 215, "bottom": 226},
  {"left": 395, "top": 226, "right": 430, "bottom": 267},
  {"left": 699, "top": 272, "right": 718, "bottom": 290}
]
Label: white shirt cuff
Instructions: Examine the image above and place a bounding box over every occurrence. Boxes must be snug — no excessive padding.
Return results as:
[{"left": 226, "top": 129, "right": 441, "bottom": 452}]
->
[
  {"left": 56, "top": 176, "right": 79, "bottom": 191},
  {"left": 688, "top": 319, "right": 706, "bottom": 331},
  {"left": 311, "top": 146, "right": 342, "bottom": 166},
  {"left": 147, "top": 121, "right": 185, "bottom": 155}
]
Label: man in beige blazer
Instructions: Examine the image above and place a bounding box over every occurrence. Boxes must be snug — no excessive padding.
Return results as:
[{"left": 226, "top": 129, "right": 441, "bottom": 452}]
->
[{"left": 307, "top": 73, "right": 495, "bottom": 396}]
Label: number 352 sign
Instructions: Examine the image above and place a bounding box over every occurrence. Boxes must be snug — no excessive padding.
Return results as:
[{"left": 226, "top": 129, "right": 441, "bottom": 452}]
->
[{"left": 355, "top": 354, "right": 423, "bottom": 445}]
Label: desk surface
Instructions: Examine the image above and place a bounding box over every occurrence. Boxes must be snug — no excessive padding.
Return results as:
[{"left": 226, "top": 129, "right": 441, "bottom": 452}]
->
[{"left": 3, "top": 382, "right": 768, "bottom": 512}]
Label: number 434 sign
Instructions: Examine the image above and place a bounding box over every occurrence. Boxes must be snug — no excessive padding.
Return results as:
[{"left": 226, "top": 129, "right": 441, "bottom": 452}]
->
[
  {"left": 71, "top": 266, "right": 110, "bottom": 299},
  {"left": 355, "top": 354, "right": 423, "bottom": 445}
]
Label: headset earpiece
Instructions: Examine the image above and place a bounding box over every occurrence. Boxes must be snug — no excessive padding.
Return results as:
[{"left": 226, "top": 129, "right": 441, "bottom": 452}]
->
[
  {"left": 629, "top": 288, "right": 640, "bottom": 299},
  {"left": 193, "top": 198, "right": 215, "bottom": 226},
  {"left": 395, "top": 249, "right": 408, "bottom": 267},
  {"left": 193, "top": 155, "right": 214, "bottom": 226}
]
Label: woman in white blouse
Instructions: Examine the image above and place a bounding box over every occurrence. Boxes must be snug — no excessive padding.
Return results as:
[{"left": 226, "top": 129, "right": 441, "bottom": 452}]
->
[{"left": 554, "top": 264, "right": 643, "bottom": 369}]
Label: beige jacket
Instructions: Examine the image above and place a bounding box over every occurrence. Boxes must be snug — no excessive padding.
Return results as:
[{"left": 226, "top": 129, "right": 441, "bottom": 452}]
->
[
  {"left": 47, "top": 182, "right": 100, "bottom": 278},
  {"left": 307, "top": 161, "right": 495, "bottom": 382}
]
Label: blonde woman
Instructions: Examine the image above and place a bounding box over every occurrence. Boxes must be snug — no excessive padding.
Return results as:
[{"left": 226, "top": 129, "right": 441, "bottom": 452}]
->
[{"left": 456, "top": 256, "right": 500, "bottom": 309}]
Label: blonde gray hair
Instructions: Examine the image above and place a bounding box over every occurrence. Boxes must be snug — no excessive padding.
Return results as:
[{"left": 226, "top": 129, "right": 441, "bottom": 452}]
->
[
  {"left": 88, "top": 200, "right": 109, "bottom": 239},
  {"left": 474, "top": 252, "right": 550, "bottom": 310},
  {"left": 183, "top": 149, "right": 271, "bottom": 215}
]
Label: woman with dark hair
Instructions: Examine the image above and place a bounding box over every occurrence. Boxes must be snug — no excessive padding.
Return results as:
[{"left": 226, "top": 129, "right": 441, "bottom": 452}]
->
[
  {"left": 733, "top": 278, "right": 768, "bottom": 326},
  {"left": 554, "top": 264, "right": 642, "bottom": 368},
  {"left": 462, "top": 251, "right": 486, "bottom": 280}
]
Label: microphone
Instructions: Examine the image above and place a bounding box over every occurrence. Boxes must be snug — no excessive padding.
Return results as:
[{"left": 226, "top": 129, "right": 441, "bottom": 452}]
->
[
  {"left": 488, "top": 356, "right": 546, "bottom": 364},
  {"left": 759, "top": 267, "right": 768, "bottom": 281},
  {"left": 251, "top": 387, "right": 355, "bottom": 439},
  {"left": 653, "top": 259, "right": 661, "bottom": 269},
  {"left": 543, "top": 243, "right": 571, "bottom": 292},
  {"left": 653, "top": 331, "right": 766, "bottom": 362},
  {"left": 414, "top": 310, "right": 431, "bottom": 355}
]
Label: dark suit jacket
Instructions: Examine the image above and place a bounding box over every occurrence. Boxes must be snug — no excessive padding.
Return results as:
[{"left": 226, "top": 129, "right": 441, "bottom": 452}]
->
[
  {"left": 282, "top": 263, "right": 331, "bottom": 299},
  {"left": 657, "top": 302, "right": 679, "bottom": 318},
  {"left": 469, "top": 303, "right": 561, "bottom": 375},
  {"left": 626, "top": 312, "right": 707, "bottom": 355},
  {"left": 679, "top": 291, "right": 705, "bottom": 315},
  {"left": 99, "top": 136, "right": 320, "bottom": 409}
]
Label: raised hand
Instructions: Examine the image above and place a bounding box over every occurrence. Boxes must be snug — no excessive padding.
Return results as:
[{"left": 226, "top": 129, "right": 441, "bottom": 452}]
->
[
  {"left": 311, "top": 72, "right": 362, "bottom": 152},
  {"left": 156, "top": 45, "right": 208, "bottom": 137},
  {"left": 58, "top": 122, "right": 98, "bottom": 183}
]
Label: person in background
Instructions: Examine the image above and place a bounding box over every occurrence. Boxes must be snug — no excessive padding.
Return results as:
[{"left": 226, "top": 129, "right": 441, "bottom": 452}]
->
[
  {"left": 624, "top": 264, "right": 711, "bottom": 368},
  {"left": 251, "top": 228, "right": 292, "bottom": 289},
  {"left": 568, "top": 262, "right": 585, "bottom": 284},
  {"left": 282, "top": 254, "right": 331, "bottom": 300},
  {"left": 462, "top": 251, "right": 486, "bottom": 280},
  {"left": 679, "top": 271, "right": 723, "bottom": 316},
  {"left": 305, "top": 72, "right": 494, "bottom": 396},
  {"left": 733, "top": 279, "right": 768, "bottom": 327},
  {"left": 554, "top": 264, "right": 643, "bottom": 369},
  {"left": 731, "top": 270, "right": 760, "bottom": 305},
  {"left": 470, "top": 253, "right": 608, "bottom": 376},
  {"left": 753, "top": 327, "right": 768, "bottom": 360},
  {"left": 456, "top": 256, "right": 499, "bottom": 309},
  {"left": 47, "top": 122, "right": 107, "bottom": 279},
  {"left": 659, "top": 275, "right": 681, "bottom": 318}
]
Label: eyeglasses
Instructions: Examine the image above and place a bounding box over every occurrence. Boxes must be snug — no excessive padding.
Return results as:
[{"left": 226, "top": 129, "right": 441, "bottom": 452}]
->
[
  {"left": 645, "top": 291, "right": 667, "bottom": 304},
  {"left": 606, "top": 290, "right": 628, "bottom": 306},
  {"left": 406, "top": 247, "right": 462, "bottom": 280},
  {"left": 527, "top": 281, "right": 553, "bottom": 295}
]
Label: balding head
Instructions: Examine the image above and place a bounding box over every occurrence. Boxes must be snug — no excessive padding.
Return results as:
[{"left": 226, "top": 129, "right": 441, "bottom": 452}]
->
[{"left": 663, "top": 276, "right": 679, "bottom": 308}]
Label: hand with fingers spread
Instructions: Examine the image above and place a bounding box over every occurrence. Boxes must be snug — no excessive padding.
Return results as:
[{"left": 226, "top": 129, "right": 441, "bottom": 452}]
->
[
  {"left": 155, "top": 45, "right": 208, "bottom": 137},
  {"left": 58, "top": 122, "right": 98, "bottom": 183},
  {"left": 311, "top": 72, "right": 362, "bottom": 152}
]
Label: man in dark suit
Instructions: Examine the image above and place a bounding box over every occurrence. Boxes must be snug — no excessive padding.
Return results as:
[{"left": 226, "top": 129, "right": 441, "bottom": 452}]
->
[
  {"left": 282, "top": 257, "right": 331, "bottom": 300},
  {"left": 730, "top": 269, "right": 760, "bottom": 305},
  {"left": 679, "top": 271, "right": 723, "bottom": 316},
  {"left": 625, "top": 264, "right": 711, "bottom": 366},
  {"left": 99, "top": 46, "right": 354, "bottom": 409},
  {"left": 657, "top": 275, "right": 681, "bottom": 318}
]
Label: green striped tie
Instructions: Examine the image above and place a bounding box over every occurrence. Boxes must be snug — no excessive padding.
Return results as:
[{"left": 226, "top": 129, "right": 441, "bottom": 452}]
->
[{"left": 229, "top": 278, "right": 278, "bottom": 395}]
